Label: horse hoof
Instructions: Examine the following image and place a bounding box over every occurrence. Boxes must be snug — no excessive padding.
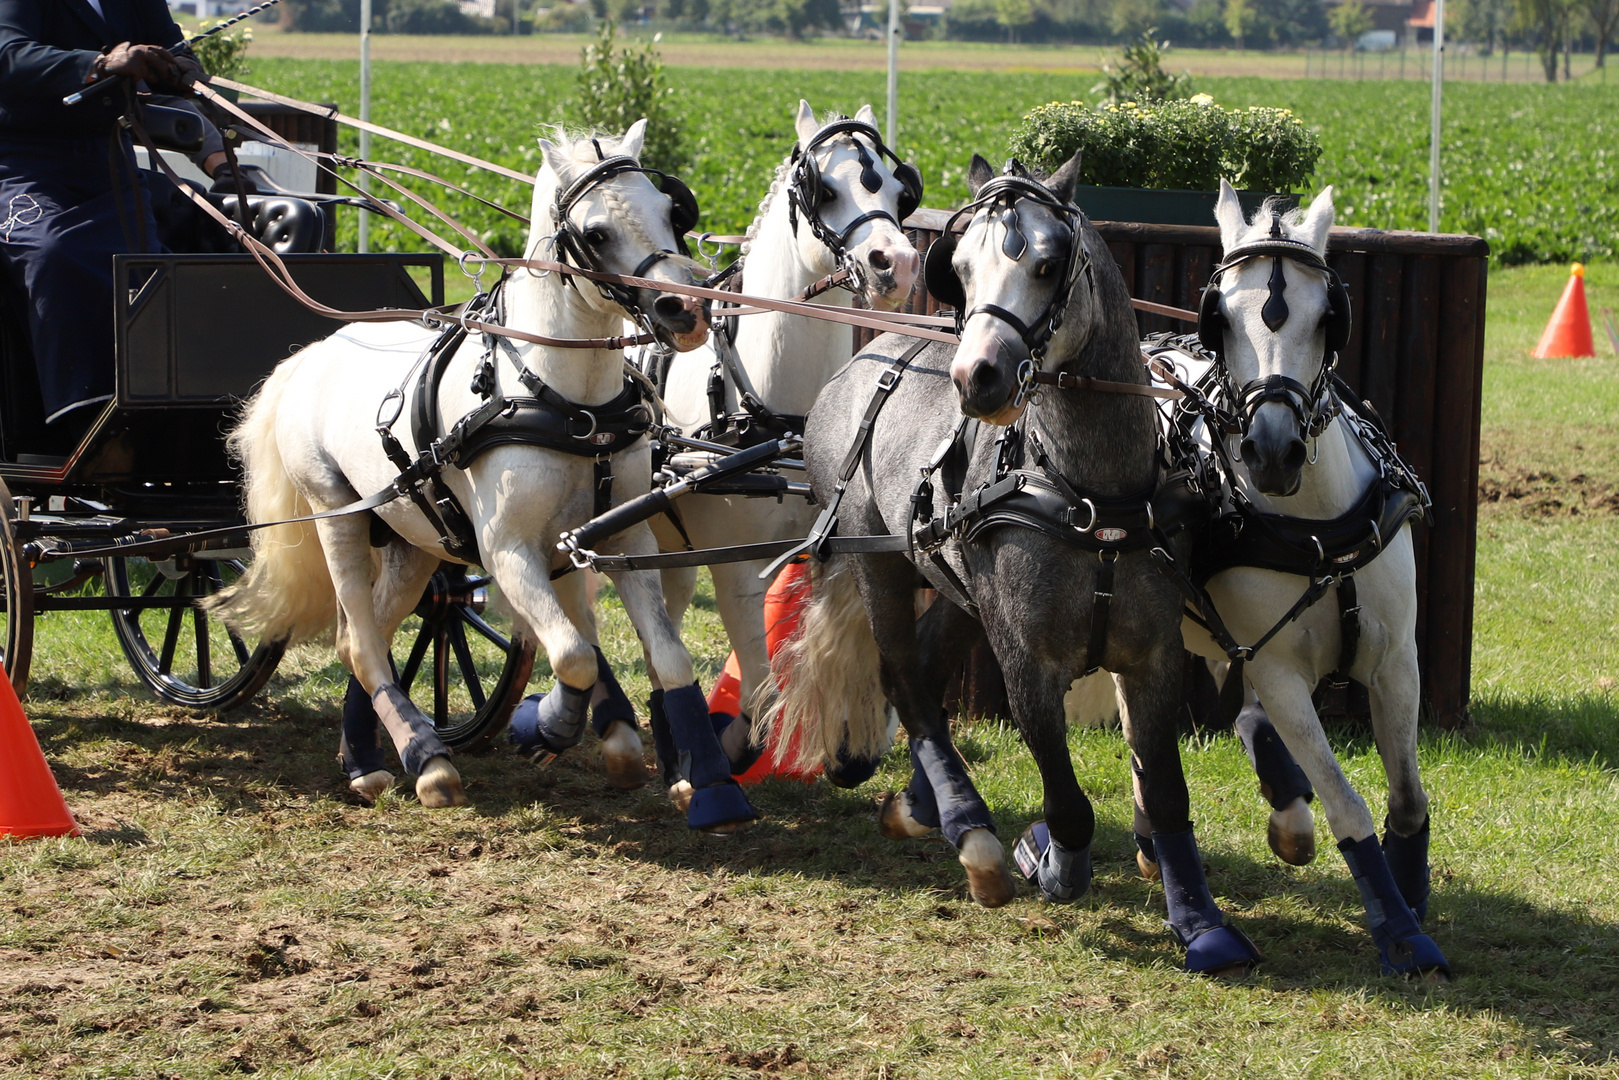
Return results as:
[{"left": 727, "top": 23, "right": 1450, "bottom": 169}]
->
[
  {"left": 415, "top": 756, "right": 467, "bottom": 808},
  {"left": 877, "top": 791, "right": 938, "bottom": 840},
  {"left": 959, "top": 829, "right": 1015, "bottom": 908},
  {"left": 349, "top": 770, "right": 394, "bottom": 805},
  {"left": 1268, "top": 797, "right": 1316, "bottom": 865},
  {"left": 1137, "top": 849, "right": 1161, "bottom": 880},
  {"left": 600, "top": 720, "right": 649, "bottom": 790},
  {"left": 667, "top": 780, "right": 693, "bottom": 814}
]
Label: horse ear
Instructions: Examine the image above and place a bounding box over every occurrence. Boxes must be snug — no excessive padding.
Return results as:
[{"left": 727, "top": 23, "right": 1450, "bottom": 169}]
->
[
  {"left": 1297, "top": 185, "right": 1335, "bottom": 253},
  {"left": 538, "top": 137, "right": 574, "bottom": 186},
  {"left": 1214, "top": 179, "right": 1246, "bottom": 250},
  {"left": 855, "top": 103, "right": 878, "bottom": 128},
  {"left": 795, "top": 99, "right": 819, "bottom": 145},
  {"left": 1045, "top": 150, "right": 1084, "bottom": 202},
  {"left": 967, "top": 154, "right": 995, "bottom": 197},
  {"left": 618, "top": 118, "right": 648, "bottom": 160}
]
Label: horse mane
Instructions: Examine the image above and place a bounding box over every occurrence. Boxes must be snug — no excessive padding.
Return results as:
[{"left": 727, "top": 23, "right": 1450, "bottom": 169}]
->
[{"left": 1060, "top": 214, "right": 1142, "bottom": 381}]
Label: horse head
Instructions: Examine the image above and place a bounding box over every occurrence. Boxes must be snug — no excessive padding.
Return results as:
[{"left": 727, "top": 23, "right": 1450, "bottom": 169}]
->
[
  {"left": 787, "top": 102, "right": 921, "bottom": 311},
  {"left": 534, "top": 120, "right": 711, "bottom": 352},
  {"left": 1206, "top": 181, "right": 1344, "bottom": 496},
  {"left": 933, "top": 151, "right": 1093, "bottom": 425}
]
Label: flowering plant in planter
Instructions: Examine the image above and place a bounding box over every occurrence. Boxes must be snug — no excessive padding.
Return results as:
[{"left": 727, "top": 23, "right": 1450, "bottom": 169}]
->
[{"left": 1007, "top": 97, "right": 1322, "bottom": 196}]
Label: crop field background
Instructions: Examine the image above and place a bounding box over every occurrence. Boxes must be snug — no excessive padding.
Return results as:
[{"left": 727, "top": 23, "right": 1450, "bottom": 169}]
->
[
  {"left": 241, "top": 58, "right": 1619, "bottom": 265},
  {"left": 2, "top": 262, "right": 1618, "bottom": 1078}
]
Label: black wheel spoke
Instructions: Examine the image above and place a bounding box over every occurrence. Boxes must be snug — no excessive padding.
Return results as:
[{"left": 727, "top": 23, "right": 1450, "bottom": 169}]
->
[
  {"left": 433, "top": 628, "right": 449, "bottom": 724},
  {"left": 400, "top": 619, "right": 432, "bottom": 691},
  {"left": 228, "top": 628, "right": 251, "bottom": 667},
  {"left": 193, "top": 608, "right": 212, "bottom": 689},
  {"left": 158, "top": 603, "right": 184, "bottom": 675},
  {"left": 448, "top": 617, "right": 486, "bottom": 711},
  {"left": 462, "top": 609, "right": 511, "bottom": 650}
]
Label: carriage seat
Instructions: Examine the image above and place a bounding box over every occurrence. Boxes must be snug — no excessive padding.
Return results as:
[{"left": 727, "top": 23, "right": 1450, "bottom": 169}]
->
[{"left": 203, "top": 193, "right": 326, "bottom": 255}]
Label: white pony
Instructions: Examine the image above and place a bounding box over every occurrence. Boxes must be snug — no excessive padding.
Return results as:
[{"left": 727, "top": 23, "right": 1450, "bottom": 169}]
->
[
  {"left": 210, "top": 122, "right": 761, "bottom": 833},
  {"left": 652, "top": 101, "right": 920, "bottom": 766},
  {"left": 1163, "top": 183, "right": 1448, "bottom": 978}
]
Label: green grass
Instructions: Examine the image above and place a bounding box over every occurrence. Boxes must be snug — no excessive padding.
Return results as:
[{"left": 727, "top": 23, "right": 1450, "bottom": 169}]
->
[
  {"left": 4, "top": 270, "right": 1619, "bottom": 1076},
  {"left": 242, "top": 59, "right": 1619, "bottom": 264}
]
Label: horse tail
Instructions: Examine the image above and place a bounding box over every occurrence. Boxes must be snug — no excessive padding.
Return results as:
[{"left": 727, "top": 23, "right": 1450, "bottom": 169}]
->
[
  {"left": 203, "top": 356, "right": 337, "bottom": 644},
  {"left": 763, "top": 557, "right": 888, "bottom": 772}
]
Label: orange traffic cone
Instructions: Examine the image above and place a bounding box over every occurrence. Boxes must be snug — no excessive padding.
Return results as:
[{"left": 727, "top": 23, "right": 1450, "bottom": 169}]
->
[
  {"left": 0, "top": 671, "right": 79, "bottom": 838},
  {"left": 707, "top": 561, "right": 820, "bottom": 784},
  {"left": 1532, "top": 263, "right": 1596, "bottom": 359}
]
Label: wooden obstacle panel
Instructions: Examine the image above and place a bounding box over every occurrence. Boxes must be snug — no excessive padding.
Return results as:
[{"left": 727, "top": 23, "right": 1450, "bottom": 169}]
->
[{"left": 878, "top": 213, "right": 1489, "bottom": 729}]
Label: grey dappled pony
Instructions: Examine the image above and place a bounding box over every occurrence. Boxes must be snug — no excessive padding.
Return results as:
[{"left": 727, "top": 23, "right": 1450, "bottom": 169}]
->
[{"left": 768, "top": 154, "right": 1260, "bottom": 975}]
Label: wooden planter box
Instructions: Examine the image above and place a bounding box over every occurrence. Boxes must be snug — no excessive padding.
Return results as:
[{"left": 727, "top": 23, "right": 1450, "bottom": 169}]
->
[{"left": 866, "top": 210, "right": 1489, "bottom": 729}]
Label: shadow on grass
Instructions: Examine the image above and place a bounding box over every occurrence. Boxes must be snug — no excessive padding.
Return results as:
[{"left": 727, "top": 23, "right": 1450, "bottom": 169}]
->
[
  {"left": 24, "top": 683, "right": 1619, "bottom": 1064},
  {"left": 1465, "top": 687, "right": 1619, "bottom": 772}
]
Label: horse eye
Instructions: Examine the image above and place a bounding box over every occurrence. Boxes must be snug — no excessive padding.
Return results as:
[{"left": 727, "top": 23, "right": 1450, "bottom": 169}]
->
[
  {"left": 819, "top": 183, "right": 837, "bottom": 203},
  {"left": 1033, "top": 258, "right": 1058, "bottom": 278},
  {"left": 584, "top": 227, "right": 609, "bottom": 246}
]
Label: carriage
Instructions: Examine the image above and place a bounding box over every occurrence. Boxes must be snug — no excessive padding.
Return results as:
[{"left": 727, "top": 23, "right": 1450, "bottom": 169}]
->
[{"left": 0, "top": 109, "right": 532, "bottom": 748}]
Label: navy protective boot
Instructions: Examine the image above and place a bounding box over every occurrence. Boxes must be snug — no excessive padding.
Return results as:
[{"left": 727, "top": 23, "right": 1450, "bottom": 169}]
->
[
  {"left": 1381, "top": 815, "right": 1432, "bottom": 924},
  {"left": 1233, "top": 702, "right": 1314, "bottom": 811},
  {"left": 589, "top": 646, "right": 636, "bottom": 737},
  {"left": 339, "top": 675, "right": 387, "bottom": 781},
  {"left": 509, "top": 680, "right": 592, "bottom": 764},
  {"left": 1339, "top": 833, "right": 1449, "bottom": 977},
  {"left": 1012, "top": 820, "right": 1093, "bottom": 903},
  {"left": 659, "top": 683, "right": 758, "bottom": 831},
  {"left": 1153, "top": 827, "right": 1262, "bottom": 975},
  {"left": 647, "top": 689, "right": 683, "bottom": 788}
]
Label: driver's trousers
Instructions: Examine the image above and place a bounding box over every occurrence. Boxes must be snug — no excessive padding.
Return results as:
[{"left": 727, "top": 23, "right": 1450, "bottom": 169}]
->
[{"left": 0, "top": 130, "right": 161, "bottom": 425}]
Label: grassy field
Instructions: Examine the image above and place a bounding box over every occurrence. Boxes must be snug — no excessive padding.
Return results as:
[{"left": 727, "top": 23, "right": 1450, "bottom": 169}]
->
[
  {"left": 2, "top": 237, "right": 1618, "bottom": 1078},
  {"left": 241, "top": 28, "right": 1616, "bottom": 83},
  {"left": 238, "top": 59, "right": 1619, "bottom": 264}
]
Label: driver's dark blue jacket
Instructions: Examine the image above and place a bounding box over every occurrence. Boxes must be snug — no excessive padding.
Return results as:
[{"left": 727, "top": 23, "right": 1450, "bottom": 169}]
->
[{"left": 0, "top": 0, "right": 181, "bottom": 423}]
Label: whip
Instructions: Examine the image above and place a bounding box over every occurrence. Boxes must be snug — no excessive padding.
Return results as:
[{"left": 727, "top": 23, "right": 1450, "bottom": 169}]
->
[{"left": 63, "top": 0, "right": 285, "bottom": 107}]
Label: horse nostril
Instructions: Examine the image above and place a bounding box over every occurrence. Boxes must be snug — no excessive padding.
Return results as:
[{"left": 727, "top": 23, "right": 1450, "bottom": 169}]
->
[
  {"left": 868, "top": 249, "right": 892, "bottom": 271},
  {"left": 1239, "top": 437, "right": 1261, "bottom": 467},
  {"left": 653, "top": 294, "right": 684, "bottom": 319},
  {"left": 1282, "top": 438, "right": 1308, "bottom": 472}
]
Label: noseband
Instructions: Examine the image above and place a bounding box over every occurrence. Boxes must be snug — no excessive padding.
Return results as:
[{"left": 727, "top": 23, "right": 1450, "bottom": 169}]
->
[
  {"left": 1197, "top": 216, "right": 1352, "bottom": 439},
  {"left": 550, "top": 152, "right": 698, "bottom": 328}
]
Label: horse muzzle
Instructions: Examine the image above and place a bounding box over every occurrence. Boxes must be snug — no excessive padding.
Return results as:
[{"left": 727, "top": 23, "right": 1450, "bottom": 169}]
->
[
  {"left": 860, "top": 242, "right": 921, "bottom": 311},
  {"left": 650, "top": 290, "right": 710, "bottom": 352},
  {"left": 1239, "top": 406, "right": 1307, "bottom": 496},
  {"left": 951, "top": 325, "right": 1028, "bottom": 425}
]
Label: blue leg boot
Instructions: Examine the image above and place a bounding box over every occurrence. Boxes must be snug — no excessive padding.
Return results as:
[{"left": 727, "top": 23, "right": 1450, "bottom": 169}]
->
[
  {"left": 589, "top": 646, "right": 636, "bottom": 737},
  {"left": 648, "top": 690, "right": 684, "bottom": 789},
  {"left": 1013, "top": 821, "right": 1093, "bottom": 902},
  {"left": 661, "top": 683, "right": 758, "bottom": 831},
  {"left": 825, "top": 746, "right": 881, "bottom": 789},
  {"left": 1154, "top": 827, "right": 1262, "bottom": 975},
  {"left": 1382, "top": 815, "right": 1432, "bottom": 924},
  {"left": 509, "top": 679, "right": 593, "bottom": 764},
  {"left": 877, "top": 738, "right": 941, "bottom": 839},
  {"left": 1234, "top": 702, "right": 1314, "bottom": 811},
  {"left": 339, "top": 676, "right": 387, "bottom": 780},
  {"left": 1339, "top": 834, "right": 1449, "bottom": 978}
]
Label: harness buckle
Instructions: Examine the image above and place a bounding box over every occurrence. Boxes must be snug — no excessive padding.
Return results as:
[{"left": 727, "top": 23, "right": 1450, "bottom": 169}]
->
[
  {"left": 1070, "top": 498, "right": 1098, "bottom": 533},
  {"left": 375, "top": 387, "right": 405, "bottom": 433},
  {"left": 875, "top": 366, "right": 903, "bottom": 392}
]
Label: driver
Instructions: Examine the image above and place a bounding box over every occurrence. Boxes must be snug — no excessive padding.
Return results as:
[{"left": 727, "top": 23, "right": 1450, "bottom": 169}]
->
[{"left": 0, "top": 0, "right": 242, "bottom": 431}]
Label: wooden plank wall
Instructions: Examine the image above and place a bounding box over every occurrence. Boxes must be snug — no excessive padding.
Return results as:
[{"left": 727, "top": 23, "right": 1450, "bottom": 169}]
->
[
  {"left": 872, "top": 212, "right": 1489, "bottom": 727},
  {"left": 238, "top": 103, "right": 340, "bottom": 196}
]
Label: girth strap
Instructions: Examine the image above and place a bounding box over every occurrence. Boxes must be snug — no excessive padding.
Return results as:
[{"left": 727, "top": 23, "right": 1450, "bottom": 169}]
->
[{"left": 1084, "top": 550, "right": 1118, "bottom": 676}]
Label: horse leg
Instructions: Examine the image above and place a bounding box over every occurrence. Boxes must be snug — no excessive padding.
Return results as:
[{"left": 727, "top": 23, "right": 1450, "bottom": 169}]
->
[
  {"left": 1366, "top": 643, "right": 1433, "bottom": 924},
  {"left": 316, "top": 519, "right": 464, "bottom": 808},
  {"left": 1230, "top": 684, "right": 1317, "bottom": 866},
  {"left": 337, "top": 540, "right": 442, "bottom": 804},
  {"left": 855, "top": 554, "right": 1009, "bottom": 907},
  {"left": 607, "top": 530, "right": 756, "bottom": 833},
  {"left": 1245, "top": 664, "right": 1447, "bottom": 979},
  {"left": 706, "top": 559, "right": 771, "bottom": 773},
  {"left": 1003, "top": 664, "right": 1096, "bottom": 905},
  {"left": 551, "top": 568, "right": 647, "bottom": 790},
  {"left": 877, "top": 598, "right": 982, "bottom": 841},
  {"left": 1121, "top": 655, "right": 1261, "bottom": 977}
]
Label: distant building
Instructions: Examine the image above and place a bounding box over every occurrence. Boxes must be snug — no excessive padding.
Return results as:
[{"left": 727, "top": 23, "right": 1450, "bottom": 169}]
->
[
  {"left": 168, "top": 0, "right": 257, "bottom": 16},
  {"left": 460, "top": 0, "right": 497, "bottom": 17}
]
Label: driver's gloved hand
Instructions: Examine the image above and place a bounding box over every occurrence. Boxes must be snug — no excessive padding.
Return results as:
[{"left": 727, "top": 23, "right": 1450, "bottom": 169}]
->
[
  {"left": 169, "top": 46, "right": 207, "bottom": 90},
  {"left": 89, "top": 43, "right": 183, "bottom": 87}
]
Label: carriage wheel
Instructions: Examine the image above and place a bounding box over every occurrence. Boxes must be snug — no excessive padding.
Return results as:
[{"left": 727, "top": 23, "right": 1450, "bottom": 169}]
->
[
  {"left": 394, "top": 564, "right": 535, "bottom": 752},
  {"left": 0, "top": 478, "right": 34, "bottom": 696},
  {"left": 105, "top": 555, "right": 286, "bottom": 711}
]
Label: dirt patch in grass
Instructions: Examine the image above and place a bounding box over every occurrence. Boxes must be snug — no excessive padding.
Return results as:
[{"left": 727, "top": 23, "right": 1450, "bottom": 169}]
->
[{"left": 1478, "top": 460, "right": 1619, "bottom": 517}]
